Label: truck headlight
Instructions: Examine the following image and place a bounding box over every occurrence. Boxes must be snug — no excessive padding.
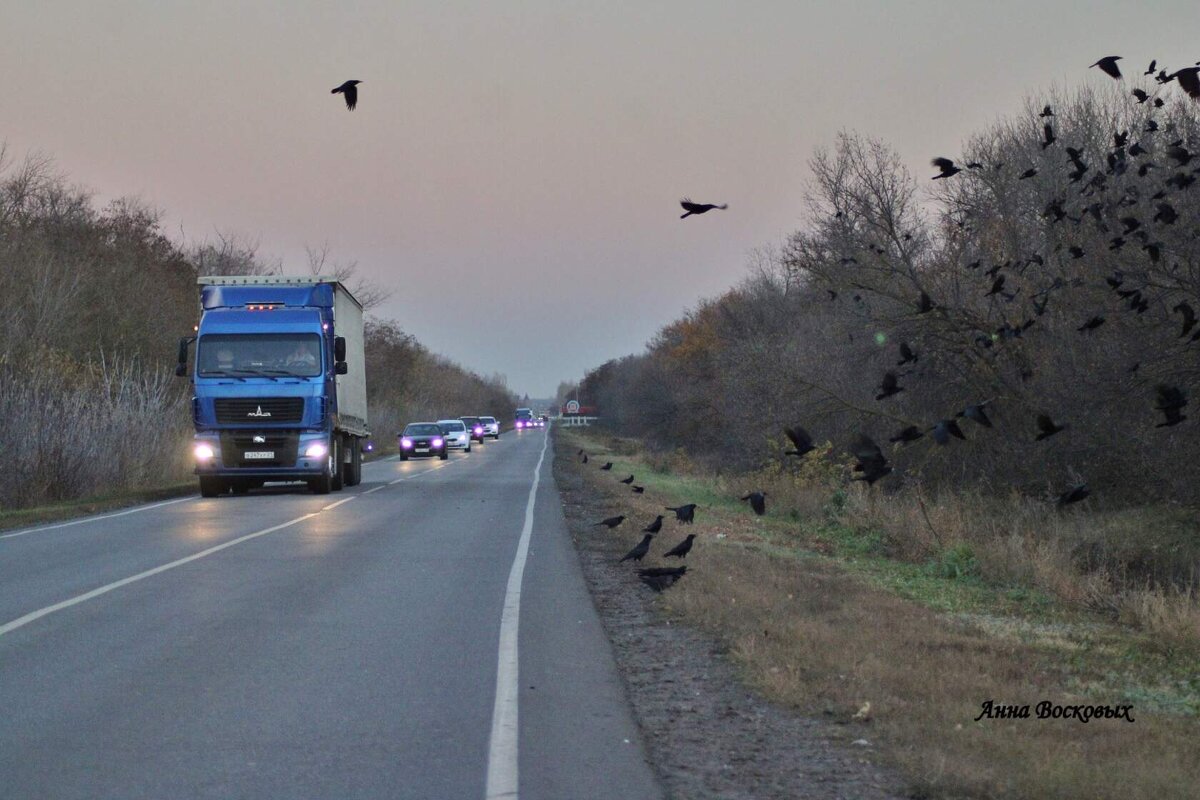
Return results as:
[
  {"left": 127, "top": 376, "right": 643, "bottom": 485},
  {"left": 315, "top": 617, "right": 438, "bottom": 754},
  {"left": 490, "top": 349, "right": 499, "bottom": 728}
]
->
[
  {"left": 305, "top": 443, "right": 328, "bottom": 458},
  {"left": 194, "top": 443, "right": 215, "bottom": 460}
]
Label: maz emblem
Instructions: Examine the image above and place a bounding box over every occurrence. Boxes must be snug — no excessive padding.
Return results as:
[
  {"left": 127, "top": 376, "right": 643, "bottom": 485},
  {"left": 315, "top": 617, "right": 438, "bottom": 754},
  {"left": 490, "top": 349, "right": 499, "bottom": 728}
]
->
[{"left": 247, "top": 406, "right": 272, "bottom": 418}]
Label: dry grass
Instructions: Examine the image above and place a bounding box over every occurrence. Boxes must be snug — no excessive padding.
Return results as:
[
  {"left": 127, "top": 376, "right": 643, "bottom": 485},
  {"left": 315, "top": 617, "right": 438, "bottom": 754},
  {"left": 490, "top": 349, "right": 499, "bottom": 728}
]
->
[{"left": 560, "top": 429, "right": 1200, "bottom": 800}]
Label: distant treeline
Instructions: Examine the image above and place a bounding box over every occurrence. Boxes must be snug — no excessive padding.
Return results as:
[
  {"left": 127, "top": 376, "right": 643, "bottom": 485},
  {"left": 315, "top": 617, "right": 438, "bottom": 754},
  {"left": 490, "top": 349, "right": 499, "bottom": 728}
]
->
[
  {"left": 578, "top": 84, "right": 1200, "bottom": 506},
  {"left": 0, "top": 146, "right": 513, "bottom": 510}
]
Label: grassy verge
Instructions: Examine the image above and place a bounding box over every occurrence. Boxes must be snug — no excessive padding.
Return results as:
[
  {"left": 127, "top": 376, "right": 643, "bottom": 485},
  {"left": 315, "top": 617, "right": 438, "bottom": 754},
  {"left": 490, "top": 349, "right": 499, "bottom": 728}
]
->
[
  {"left": 0, "top": 482, "right": 197, "bottom": 533},
  {"left": 559, "top": 428, "right": 1200, "bottom": 800}
]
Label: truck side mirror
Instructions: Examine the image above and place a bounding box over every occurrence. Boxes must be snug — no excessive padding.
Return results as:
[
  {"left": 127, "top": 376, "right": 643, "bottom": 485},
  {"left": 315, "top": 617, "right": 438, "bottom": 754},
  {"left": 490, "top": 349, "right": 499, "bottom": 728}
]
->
[
  {"left": 175, "top": 337, "right": 193, "bottom": 377},
  {"left": 334, "top": 336, "right": 346, "bottom": 362},
  {"left": 335, "top": 361, "right": 348, "bottom": 375}
]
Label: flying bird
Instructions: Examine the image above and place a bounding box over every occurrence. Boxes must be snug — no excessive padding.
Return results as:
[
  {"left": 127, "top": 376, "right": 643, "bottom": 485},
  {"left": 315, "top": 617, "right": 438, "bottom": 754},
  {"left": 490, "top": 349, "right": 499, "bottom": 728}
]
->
[
  {"left": 740, "top": 491, "right": 767, "bottom": 516},
  {"left": 680, "top": 198, "right": 728, "bottom": 219},
  {"left": 1174, "top": 302, "right": 1196, "bottom": 338},
  {"left": 897, "top": 342, "right": 918, "bottom": 366},
  {"left": 849, "top": 434, "right": 891, "bottom": 484},
  {"left": 331, "top": 80, "right": 362, "bottom": 110},
  {"left": 931, "top": 157, "right": 962, "bottom": 179},
  {"left": 1155, "top": 385, "right": 1188, "bottom": 427},
  {"left": 1077, "top": 316, "right": 1106, "bottom": 333},
  {"left": 784, "top": 426, "right": 816, "bottom": 457},
  {"left": 662, "top": 534, "right": 696, "bottom": 559},
  {"left": 1169, "top": 66, "right": 1200, "bottom": 99},
  {"left": 1057, "top": 484, "right": 1090, "bottom": 506},
  {"left": 1042, "top": 123, "right": 1057, "bottom": 149},
  {"left": 889, "top": 425, "right": 924, "bottom": 444},
  {"left": 619, "top": 534, "right": 654, "bottom": 563},
  {"left": 594, "top": 515, "right": 626, "bottom": 529},
  {"left": 931, "top": 418, "right": 966, "bottom": 446},
  {"left": 958, "top": 402, "right": 993, "bottom": 428},
  {"left": 1090, "top": 56, "right": 1123, "bottom": 80},
  {"left": 1035, "top": 414, "right": 1066, "bottom": 441},
  {"left": 1039, "top": 105, "right": 1054, "bottom": 118},
  {"left": 876, "top": 371, "right": 904, "bottom": 400}
]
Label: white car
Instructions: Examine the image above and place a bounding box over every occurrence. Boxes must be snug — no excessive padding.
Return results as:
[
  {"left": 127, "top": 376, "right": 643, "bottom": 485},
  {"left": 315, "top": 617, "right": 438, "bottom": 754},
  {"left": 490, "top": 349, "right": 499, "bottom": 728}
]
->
[
  {"left": 437, "top": 419, "right": 472, "bottom": 452},
  {"left": 479, "top": 416, "right": 501, "bottom": 439}
]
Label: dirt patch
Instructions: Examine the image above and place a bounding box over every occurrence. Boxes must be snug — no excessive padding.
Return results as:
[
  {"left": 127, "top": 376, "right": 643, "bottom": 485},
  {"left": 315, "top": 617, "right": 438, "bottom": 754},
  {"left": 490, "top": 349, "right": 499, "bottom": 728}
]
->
[{"left": 553, "top": 440, "right": 907, "bottom": 800}]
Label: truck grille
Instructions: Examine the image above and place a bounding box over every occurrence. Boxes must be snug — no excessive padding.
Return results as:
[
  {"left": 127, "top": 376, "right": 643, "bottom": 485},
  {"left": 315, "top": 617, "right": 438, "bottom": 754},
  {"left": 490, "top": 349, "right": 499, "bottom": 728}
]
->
[
  {"left": 219, "top": 433, "right": 299, "bottom": 467},
  {"left": 214, "top": 397, "right": 304, "bottom": 424}
]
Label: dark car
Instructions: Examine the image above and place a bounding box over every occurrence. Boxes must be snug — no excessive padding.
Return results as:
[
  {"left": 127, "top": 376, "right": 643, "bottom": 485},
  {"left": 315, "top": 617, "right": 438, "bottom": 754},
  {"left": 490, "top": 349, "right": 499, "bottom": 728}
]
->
[
  {"left": 459, "top": 416, "right": 486, "bottom": 443},
  {"left": 399, "top": 422, "right": 448, "bottom": 460}
]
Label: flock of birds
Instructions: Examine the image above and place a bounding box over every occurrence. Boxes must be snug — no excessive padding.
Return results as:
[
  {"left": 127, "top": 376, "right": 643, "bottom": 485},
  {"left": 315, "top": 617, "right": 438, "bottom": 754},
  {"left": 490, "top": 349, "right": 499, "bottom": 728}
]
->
[
  {"left": 579, "top": 450, "right": 778, "bottom": 591},
  {"left": 329, "top": 80, "right": 728, "bottom": 220}
]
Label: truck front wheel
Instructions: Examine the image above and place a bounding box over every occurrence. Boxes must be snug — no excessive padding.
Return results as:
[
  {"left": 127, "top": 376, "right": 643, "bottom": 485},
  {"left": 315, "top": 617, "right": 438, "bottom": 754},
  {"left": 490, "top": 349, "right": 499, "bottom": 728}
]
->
[
  {"left": 331, "top": 437, "right": 345, "bottom": 491},
  {"left": 345, "top": 438, "right": 362, "bottom": 486},
  {"left": 199, "top": 476, "right": 225, "bottom": 497}
]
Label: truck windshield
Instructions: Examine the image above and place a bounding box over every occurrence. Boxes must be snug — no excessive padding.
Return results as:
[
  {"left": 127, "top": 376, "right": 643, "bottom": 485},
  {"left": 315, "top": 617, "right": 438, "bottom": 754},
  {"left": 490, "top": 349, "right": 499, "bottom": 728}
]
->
[{"left": 197, "top": 333, "right": 322, "bottom": 378}]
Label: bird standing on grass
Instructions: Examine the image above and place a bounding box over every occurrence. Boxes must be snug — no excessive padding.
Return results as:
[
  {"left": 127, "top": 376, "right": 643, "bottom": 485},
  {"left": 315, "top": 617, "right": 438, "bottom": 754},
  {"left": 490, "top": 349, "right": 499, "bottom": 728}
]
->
[
  {"left": 331, "top": 80, "right": 362, "bottom": 110},
  {"left": 600, "top": 462, "right": 613, "bottom": 471},
  {"left": 620, "top": 535, "right": 654, "bottom": 563},
  {"left": 639, "top": 566, "right": 687, "bottom": 591},
  {"left": 662, "top": 533, "right": 696, "bottom": 559},
  {"left": 741, "top": 491, "right": 767, "bottom": 516},
  {"left": 619, "top": 474, "right": 635, "bottom": 484},
  {"left": 594, "top": 515, "right": 625, "bottom": 529},
  {"left": 666, "top": 504, "right": 697, "bottom": 524},
  {"left": 643, "top": 515, "right": 664, "bottom": 534}
]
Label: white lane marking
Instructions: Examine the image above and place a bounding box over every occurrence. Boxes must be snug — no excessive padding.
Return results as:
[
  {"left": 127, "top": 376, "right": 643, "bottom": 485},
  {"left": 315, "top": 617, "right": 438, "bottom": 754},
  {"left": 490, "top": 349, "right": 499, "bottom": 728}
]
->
[
  {"left": 362, "top": 485, "right": 386, "bottom": 495},
  {"left": 0, "top": 496, "right": 196, "bottom": 541},
  {"left": 0, "top": 514, "right": 317, "bottom": 639},
  {"left": 322, "top": 496, "right": 357, "bottom": 511},
  {"left": 388, "top": 459, "right": 456, "bottom": 485},
  {"left": 485, "top": 428, "right": 550, "bottom": 799}
]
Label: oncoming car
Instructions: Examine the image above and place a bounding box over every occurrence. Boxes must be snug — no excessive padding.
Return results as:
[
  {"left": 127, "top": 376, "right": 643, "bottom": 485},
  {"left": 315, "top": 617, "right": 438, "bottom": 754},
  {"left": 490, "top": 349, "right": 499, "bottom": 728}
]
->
[
  {"left": 437, "top": 419, "right": 473, "bottom": 452},
  {"left": 479, "top": 416, "right": 500, "bottom": 439},
  {"left": 514, "top": 407, "right": 534, "bottom": 430},
  {"left": 398, "top": 422, "right": 447, "bottom": 460},
  {"left": 459, "top": 416, "right": 486, "bottom": 443}
]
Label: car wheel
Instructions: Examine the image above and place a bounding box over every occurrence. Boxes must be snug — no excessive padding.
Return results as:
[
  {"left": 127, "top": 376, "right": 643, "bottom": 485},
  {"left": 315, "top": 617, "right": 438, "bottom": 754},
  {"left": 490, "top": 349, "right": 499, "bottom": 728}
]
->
[
  {"left": 465, "top": 443, "right": 471, "bottom": 453},
  {"left": 400, "top": 452, "right": 408, "bottom": 461},
  {"left": 439, "top": 450, "right": 448, "bottom": 460},
  {"left": 199, "top": 476, "right": 225, "bottom": 497}
]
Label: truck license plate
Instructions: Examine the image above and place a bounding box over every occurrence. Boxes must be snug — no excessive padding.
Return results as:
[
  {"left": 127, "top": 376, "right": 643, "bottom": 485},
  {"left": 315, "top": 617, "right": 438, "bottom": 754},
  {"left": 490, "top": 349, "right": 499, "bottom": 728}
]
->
[{"left": 243, "top": 451, "right": 275, "bottom": 460}]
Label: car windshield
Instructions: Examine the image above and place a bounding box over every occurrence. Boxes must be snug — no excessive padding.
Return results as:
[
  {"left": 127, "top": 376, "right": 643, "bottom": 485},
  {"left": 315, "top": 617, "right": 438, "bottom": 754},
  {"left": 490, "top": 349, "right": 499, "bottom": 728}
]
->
[
  {"left": 198, "top": 333, "right": 322, "bottom": 377},
  {"left": 461, "top": 417, "right": 479, "bottom": 425},
  {"left": 481, "top": 417, "right": 496, "bottom": 424},
  {"left": 403, "top": 424, "right": 442, "bottom": 436},
  {"left": 515, "top": 409, "right": 533, "bottom": 419},
  {"left": 439, "top": 422, "right": 466, "bottom": 432}
]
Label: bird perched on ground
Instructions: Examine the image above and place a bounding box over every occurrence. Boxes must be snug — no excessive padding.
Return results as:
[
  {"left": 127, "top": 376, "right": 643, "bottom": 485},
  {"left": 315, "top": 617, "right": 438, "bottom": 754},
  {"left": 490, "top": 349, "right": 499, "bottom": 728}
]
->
[
  {"left": 1155, "top": 385, "right": 1188, "bottom": 427},
  {"left": 643, "top": 515, "right": 664, "bottom": 534},
  {"left": 916, "top": 291, "right": 935, "bottom": 313},
  {"left": 1091, "top": 56, "right": 1123, "bottom": 80},
  {"left": 662, "top": 533, "right": 696, "bottom": 559},
  {"left": 741, "top": 491, "right": 767, "bottom": 516},
  {"left": 594, "top": 515, "right": 625, "bottom": 529},
  {"left": 931, "top": 418, "right": 966, "bottom": 446},
  {"left": 632, "top": 485, "right": 645, "bottom": 494},
  {"left": 1078, "top": 316, "right": 1106, "bottom": 333},
  {"left": 666, "top": 504, "right": 697, "bottom": 524},
  {"left": 876, "top": 371, "right": 904, "bottom": 400},
  {"left": 1035, "top": 414, "right": 1067, "bottom": 441},
  {"left": 600, "top": 462, "right": 613, "bottom": 471},
  {"left": 1173, "top": 302, "right": 1196, "bottom": 338},
  {"left": 1057, "top": 484, "right": 1090, "bottom": 506},
  {"left": 581, "top": 454, "right": 589, "bottom": 464},
  {"left": 931, "top": 157, "right": 962, "bottom": 179},
  {"left": 619, "top": 534, "right": 654, "bottom": 563},
  {"left": 889, "top": 425, "right": 924, "bottom": 444},
  {"left": 679, "top": 198, "right": 728, "bottom": 219},
  {"left": 784, "top": 426, "right": 815, "bottom": 457},
  {"left": 639, "top": 566, "right": 687, "bottom": 591},
  {"left": 331, "top": 80, "right": 362, "bottom": 110},
  {"left": 619, "top": 474, "right": 635, "bottom": 484},
  {"left": 849, "top": 435, "right": 891, "bottom": 484}
]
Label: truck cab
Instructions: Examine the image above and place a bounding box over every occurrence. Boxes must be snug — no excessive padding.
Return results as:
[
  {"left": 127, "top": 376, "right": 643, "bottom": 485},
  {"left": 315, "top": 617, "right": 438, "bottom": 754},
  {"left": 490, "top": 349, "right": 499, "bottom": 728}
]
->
[{"left": 180, "top": 276, "right": 369, "bottom": 496}]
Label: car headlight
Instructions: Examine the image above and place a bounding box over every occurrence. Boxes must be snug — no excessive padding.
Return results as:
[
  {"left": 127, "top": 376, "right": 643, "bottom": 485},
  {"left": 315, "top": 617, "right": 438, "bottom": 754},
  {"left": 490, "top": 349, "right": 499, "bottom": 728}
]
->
[
  {"left": 432, "top": 437, "right": 444, "bottom": 447},
  {"left": 400, "top": 437, "right": 413, "bottom": 449},
  {"left": 305, "top": 442, "right": 328, "bottom": 458},
  {"left": 194, "top": 443, "right": 215, "bottom": 460}
]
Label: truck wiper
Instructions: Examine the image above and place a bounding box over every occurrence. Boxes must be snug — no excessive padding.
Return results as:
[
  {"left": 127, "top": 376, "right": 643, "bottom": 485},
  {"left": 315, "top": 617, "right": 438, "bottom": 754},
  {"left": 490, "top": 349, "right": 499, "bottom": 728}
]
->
[
  {"left": 202, "top": 370, "right": 247, "bottom": 381},
  {"left": 227, "top": 368, "right": 280, "bottom": 381}
]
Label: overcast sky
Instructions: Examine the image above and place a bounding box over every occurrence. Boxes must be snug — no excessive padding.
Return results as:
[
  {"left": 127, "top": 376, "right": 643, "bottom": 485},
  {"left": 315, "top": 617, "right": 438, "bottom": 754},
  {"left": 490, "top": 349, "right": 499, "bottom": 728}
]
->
[{"left": 3, "top": 1, "right": 1197, "bottom": 396}]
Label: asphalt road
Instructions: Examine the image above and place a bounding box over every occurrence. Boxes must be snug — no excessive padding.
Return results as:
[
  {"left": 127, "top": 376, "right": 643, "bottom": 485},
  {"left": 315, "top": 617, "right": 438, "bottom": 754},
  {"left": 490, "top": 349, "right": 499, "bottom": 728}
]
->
[{"left": 0, "top": 428, "right": 662, "bottom": 799}]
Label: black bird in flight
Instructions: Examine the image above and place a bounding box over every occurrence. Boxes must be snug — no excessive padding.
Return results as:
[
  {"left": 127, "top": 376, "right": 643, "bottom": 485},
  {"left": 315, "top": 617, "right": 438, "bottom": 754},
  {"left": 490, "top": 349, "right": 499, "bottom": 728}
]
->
[
  {"left": 889, "top": 425, "right": 924, "bottom": 444},
  {"left": 594, "top": 515, "right": 626, "bottom": 529},
  {"left": 1155, "top": 385, "right": 1188, "bottom": 427},
  {"left": 639, "top": 565, "right": 687, "bottom": 592},
  {"left": 876, "top": 371, "right": 904, "bottom": 400},
  {"left": 666, "top": 504, "right": 697, "bottom": 524},
  {"left": 1132, "top": 88, "right": 1149, "bottom": 104},
  {"left": 1174, "top": 303, "right": 1196, "bottom": 338},
  {"left": 1041, "top": 123, "right": 1057, "bottom": 149},
  {"left": 632, "top": 485, "right": 645, "bottom": 494},
  {"left": 849, "top": 434, "right": 891, "bottom": 484},
  {"left": 600, "top": 462, "right": 613, "bottom": 471},
  {"left": 931, "top": 419, "right": 966, "bottom": 446},
  {"left": 662, "top": 534, "right": 696, "bottom": 559},
  {"left": 581, "top": 454, "right": 589, "bottom": 464},
  {"left": 1036, "top": 414, "right": 1067, "bottom": 441},
  {"left": 958, "top": 402, "right": 993, "bottom": 428},
  {"left": 783, "top": 426, "right": 815, "bottom": 457},
  {"left": 1057, "top": 484, "right": 1090, "bottom": 507},
  {"left": 643, "top": 515, "right": 664, "bottom": 534},
  {"left": 331, "top": 80, "right": 362, "bottom": 110},
  {"left": 897, "top": 342, "right": 918, "bottom": 366},
  {"left": 1145, "top": 59, "right": 1157, "bottom": 76},
  {"left": 1019, "top": 168, "right": 1038, "bottom": 180},
  {"left": 619, "top": 534, "right": 654, "bottom": 563},
  {"left": 1169, "top": 66, "right": 1200, "bottom": 99},
  {"left": 916, "top": 291, "right": 935, "bottom": 314},
  {"left": 931, "top": 158, "right": 962, "bottom": 179},
  {"left": 680, "top": 198, "right": 728, "bottom": 219},
  {"left": 1039, "top": 104, "right": 1054, "bottom": 118},
  {"left": 619, "top": 474, "right": 635, "bottom": 484},
  {"left": 1090, "top": 56, "right": 1123, "bottom": 80},
  {"left": 740, "top": 491, "right": 767, "bottom": 516},
  {"left": 1078, "top": 316, "right": 1106, "bottom": 333}
]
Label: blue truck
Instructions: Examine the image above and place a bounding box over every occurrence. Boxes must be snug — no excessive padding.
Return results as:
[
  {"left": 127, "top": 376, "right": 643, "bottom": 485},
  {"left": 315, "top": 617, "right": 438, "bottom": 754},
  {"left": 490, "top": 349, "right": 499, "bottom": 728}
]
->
[{"left": 176, "top": 276, "right": 369, "bottom": 497}]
